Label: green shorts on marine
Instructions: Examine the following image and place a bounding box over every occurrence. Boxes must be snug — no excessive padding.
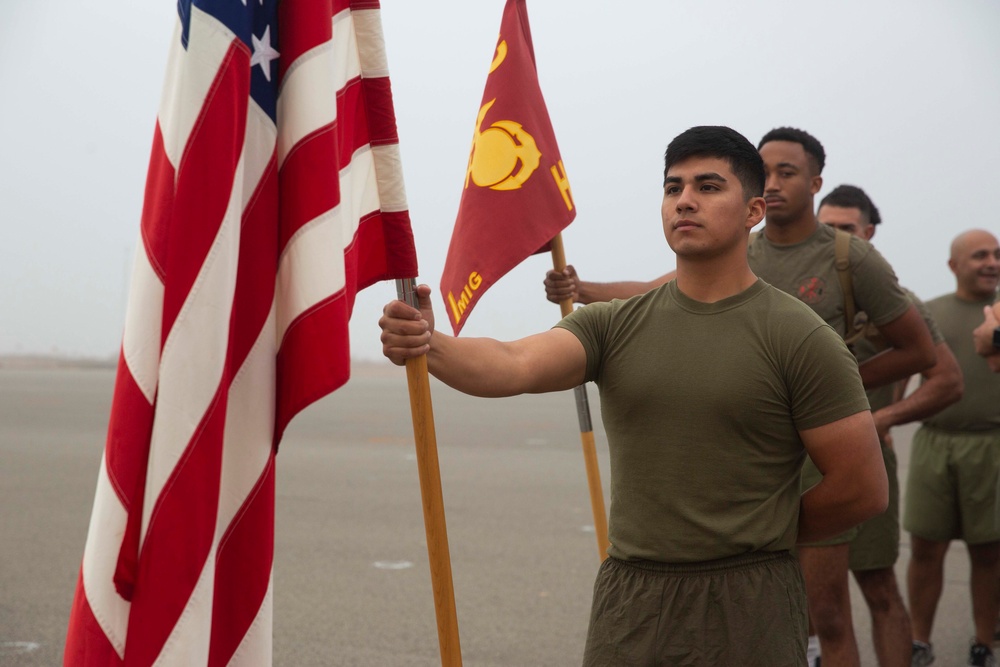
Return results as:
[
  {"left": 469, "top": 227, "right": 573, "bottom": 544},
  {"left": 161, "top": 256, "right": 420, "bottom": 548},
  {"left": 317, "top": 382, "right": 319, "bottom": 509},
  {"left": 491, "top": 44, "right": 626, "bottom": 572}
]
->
[
  {"left": 798, "top": 456, "right": 861, "bottom": 547},
  {"left": 850, "top": 444, "right": 900, "bottom": 571},
  {"left": 903, "top": 426, "right": 1000, "bottom": 545},
  {"left": 583, "top": 551, "right": 807, "bottom": 667}
]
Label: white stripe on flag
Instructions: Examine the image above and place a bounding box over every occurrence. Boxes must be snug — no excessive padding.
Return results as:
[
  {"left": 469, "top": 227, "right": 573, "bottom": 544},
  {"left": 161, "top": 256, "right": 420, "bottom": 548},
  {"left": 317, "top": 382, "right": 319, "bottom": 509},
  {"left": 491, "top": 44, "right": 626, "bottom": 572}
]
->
[
  {"left": 276, "top": 43, "right": 337, "bottom": 168},
  {"left": 217, "top": 305, "right": 276, "bottom": 532},
  {"left": 371, "top": 143, "right": 408, "bottom": 213},
  {"left": 158, "top": 9, "right": 236, "bottom": 169},
  {"left": 122, "top": 243, "right": 164, "bottom": 404},
  {"left": 80, "top": 453, "right": 130, "bottom": 659},
  {"left": 242, "top": 101, "right": 278, "bottom": 212},
  {"left": 352, "top": 9, "right": 389, "bottom": 77}
]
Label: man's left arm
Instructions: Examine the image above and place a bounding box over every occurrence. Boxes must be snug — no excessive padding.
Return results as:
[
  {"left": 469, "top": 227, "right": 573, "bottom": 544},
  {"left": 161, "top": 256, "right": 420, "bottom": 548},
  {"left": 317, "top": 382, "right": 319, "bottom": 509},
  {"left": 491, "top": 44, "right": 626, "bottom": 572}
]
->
[
  {"left": 871, "top": 341, "right": 963, "bottom": 440},
  {"left": 798, "top": 411, "right": 888, "bottom": 544},
  {"left": 858, "top": 305, "right": 937, "bottom": 389}
]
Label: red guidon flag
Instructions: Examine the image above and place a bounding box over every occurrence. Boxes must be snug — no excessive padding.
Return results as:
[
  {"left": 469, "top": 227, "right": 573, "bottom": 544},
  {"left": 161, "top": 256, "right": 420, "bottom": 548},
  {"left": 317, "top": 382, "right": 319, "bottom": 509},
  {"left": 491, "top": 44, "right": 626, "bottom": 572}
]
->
[
  {"left": 440, "top": 0, "right": 575, "bottom": 335},
  {"left": 63, "top": 1, "right": 416, "bottom": 665}
]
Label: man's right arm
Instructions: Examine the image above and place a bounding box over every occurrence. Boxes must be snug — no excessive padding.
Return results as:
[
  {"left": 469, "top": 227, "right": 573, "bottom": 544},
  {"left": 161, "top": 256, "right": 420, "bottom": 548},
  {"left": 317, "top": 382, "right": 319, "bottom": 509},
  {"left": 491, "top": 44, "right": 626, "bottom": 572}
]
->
[
  {"left": 544, "top": 265, "right": 674, "bottom": 305},
  {"left": 380, "top": 284, "right": 588, "bottom": 397}
]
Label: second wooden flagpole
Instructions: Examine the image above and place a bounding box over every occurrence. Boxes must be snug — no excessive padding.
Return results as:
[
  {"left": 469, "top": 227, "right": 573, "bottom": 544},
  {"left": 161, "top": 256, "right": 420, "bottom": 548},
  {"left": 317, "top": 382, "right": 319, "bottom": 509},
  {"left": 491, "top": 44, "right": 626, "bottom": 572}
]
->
[{"left": 548, "top": 234, "right": 609, "bottom": 561}]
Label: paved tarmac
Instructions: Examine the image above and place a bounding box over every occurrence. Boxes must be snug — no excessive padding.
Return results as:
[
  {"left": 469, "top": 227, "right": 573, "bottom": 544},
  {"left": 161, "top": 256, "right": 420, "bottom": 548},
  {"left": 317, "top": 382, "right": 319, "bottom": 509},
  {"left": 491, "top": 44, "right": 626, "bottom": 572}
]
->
[{"left": 0, "top": 362, "right": 986, "bottom": 666}]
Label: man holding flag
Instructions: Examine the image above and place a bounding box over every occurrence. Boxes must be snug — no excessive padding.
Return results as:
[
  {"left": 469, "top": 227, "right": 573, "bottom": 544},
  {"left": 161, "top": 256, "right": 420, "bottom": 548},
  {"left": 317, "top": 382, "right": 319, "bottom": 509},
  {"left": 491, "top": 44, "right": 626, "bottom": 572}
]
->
[{"left": 380, "top": 125, "right": 887, "bottom": 664}]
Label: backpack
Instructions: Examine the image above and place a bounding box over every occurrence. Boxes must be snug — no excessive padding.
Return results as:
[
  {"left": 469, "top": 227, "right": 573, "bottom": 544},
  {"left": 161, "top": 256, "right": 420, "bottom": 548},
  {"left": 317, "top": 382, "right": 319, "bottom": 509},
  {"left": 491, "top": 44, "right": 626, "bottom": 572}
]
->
[{"left": 750, "top": 228, "right": 881, "bottom": 348}]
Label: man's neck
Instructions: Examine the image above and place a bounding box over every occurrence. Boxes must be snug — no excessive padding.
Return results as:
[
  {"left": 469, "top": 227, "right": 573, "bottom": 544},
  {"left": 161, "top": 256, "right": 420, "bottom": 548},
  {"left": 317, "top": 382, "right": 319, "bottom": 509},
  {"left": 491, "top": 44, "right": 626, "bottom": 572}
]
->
[
  {"left": 763, "top": 213, "right": 819, "bottom": 245},
  {"left": 675, "top": 253, "right": 757, "bottom": 303}
]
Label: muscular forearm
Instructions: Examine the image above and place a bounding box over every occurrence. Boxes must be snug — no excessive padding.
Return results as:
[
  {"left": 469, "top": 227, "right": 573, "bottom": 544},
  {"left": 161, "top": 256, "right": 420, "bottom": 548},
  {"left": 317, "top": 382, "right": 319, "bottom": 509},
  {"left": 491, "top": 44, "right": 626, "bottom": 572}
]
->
[
  {"left": 860, "top": 305, "right": 936, "bottom": 390},
  {"left": 872, "top": 343, "right": 963, "bottom": 430},
  {"left": 873, "top": 383, "right": 956, "bottom": 432},
  {"left": 425, "top": 331, "right": 583, "bottom": 398},
  {"left": 858, "top": 345, "right": 935, "bottom": 390}
]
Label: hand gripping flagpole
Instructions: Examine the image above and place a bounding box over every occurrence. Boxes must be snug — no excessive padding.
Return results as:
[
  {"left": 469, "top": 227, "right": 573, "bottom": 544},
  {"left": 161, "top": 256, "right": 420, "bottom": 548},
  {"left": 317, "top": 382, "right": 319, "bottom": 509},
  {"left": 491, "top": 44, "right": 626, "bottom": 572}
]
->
[
  {"left": 396, "top": 278, "right": 463, "bottom": 667},
  {"left": 549, "top": 235, "right": 609, "bottom": 561}
]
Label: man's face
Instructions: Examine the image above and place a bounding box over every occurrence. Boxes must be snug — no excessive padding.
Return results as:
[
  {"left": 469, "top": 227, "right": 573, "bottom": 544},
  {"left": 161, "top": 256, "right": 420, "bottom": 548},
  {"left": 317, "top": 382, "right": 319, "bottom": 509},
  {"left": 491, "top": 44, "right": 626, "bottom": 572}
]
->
[
  {"left": 950, "top": 231, "right": 1000, "bottom": 300},
  {"left": 818, "top": 204, "right": 873, "bottom": 240},
  {"left": 758, "top": 140, "right": 822, "bottom": 225},
  {"left": 661, "top": 156, "right": 764, "bottom": 259}
]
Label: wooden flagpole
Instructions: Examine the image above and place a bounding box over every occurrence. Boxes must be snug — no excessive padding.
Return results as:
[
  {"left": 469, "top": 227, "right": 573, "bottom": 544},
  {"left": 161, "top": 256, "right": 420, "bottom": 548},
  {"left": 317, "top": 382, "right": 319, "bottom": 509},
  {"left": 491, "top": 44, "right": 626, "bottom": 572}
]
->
[
  {"left": 548, "top": 234, "right": 609, "bottom": 561},
  {"left": 396, "top": 278, "right": 463, "bottom": 667}
]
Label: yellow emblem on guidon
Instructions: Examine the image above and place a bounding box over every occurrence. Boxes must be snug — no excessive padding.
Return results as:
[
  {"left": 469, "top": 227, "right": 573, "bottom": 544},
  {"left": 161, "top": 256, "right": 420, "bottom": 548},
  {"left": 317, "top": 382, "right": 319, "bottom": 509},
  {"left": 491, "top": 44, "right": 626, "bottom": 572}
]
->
[{"left": 465, "top": 97, "right": 542, "bottom": 192}]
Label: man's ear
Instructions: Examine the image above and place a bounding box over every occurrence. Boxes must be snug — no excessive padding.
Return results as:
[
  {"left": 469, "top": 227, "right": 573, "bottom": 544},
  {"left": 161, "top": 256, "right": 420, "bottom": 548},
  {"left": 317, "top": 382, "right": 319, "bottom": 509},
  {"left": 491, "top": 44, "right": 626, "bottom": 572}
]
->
[
  {"left": 746, "top": 196, "right": 766, "bottom": 229},
  {"left": 810, "top": 175, "right": 823, "bottom": 195}
]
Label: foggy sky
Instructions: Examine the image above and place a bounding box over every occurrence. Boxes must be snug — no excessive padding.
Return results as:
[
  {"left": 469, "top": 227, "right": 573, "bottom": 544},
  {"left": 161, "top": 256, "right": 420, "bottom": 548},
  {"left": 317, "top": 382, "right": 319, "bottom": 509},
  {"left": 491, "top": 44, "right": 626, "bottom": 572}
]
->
[{"left": 2, "top": 0, "right": 998, "bottom": 361}]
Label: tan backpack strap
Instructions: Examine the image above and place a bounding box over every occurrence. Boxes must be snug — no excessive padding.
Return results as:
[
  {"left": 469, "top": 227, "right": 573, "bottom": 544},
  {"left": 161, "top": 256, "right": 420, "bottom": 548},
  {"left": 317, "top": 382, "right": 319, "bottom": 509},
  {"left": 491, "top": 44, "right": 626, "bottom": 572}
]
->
[{"left": 834, "top": 229, "right": 862, "bottom": 343}]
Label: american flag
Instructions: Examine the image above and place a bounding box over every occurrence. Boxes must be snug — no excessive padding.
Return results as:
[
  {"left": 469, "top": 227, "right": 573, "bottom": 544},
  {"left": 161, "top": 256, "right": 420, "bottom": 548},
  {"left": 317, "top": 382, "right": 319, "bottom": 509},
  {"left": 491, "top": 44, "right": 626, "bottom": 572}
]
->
[{"left": 64, "top": 0, "right": 417, "bottom": 664}]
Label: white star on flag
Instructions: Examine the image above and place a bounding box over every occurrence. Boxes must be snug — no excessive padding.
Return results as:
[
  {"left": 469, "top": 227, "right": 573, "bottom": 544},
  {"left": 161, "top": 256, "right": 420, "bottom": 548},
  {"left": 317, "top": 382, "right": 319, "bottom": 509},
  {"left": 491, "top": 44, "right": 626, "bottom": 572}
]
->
[{"left": 250, "top": 25, "right": 279, "bottom": 81}]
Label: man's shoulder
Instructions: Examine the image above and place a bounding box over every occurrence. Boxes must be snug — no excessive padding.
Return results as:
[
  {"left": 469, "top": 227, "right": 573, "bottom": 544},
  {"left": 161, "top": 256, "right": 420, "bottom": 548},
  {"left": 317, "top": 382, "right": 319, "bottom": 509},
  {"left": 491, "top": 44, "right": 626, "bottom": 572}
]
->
[{"left": 756, "top": 281, "right": 829, "bottom": 329}]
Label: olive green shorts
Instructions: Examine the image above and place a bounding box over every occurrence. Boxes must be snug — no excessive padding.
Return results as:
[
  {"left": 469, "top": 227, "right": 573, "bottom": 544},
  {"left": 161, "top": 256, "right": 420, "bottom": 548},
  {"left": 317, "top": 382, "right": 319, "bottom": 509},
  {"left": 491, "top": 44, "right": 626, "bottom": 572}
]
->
[
  {"left": 903, "top": 426, "right": 1000, "bottom": 545},
  {"left": 850, "top": 444, "right": 900, "bottom": 571},
  {"left": 798, "top": 456, "right": 860, "bottom": 547},
  {"left": 583, "top": 551, "right": 807, "bottom": 667}
]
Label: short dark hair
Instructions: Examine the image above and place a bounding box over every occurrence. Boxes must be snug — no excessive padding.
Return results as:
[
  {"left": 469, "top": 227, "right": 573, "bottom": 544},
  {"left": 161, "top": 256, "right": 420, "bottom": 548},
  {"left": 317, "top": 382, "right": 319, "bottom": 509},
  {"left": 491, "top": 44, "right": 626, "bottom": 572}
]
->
[
  {"left": 819, "top": 184, "right": 881, "bottom": 226},
  {"left": 663, "top": 126, "right": 765, "bottom": 199},
  {"left": 758, "top": 127, "right": 826, "bottom": 174}
]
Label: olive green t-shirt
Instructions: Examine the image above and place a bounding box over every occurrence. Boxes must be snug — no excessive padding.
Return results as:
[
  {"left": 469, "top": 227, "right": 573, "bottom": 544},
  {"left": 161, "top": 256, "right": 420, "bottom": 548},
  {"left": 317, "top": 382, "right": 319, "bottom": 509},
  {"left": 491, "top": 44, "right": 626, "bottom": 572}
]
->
[
  {"left": 747, "top": 223, "right": 911, "bottom": 341},
  {"left": 922, "top": 293, "right": 1000, "bottom": 431},
  {"left": 556, "top": 280, "right": 870, "bottom": 563},
  {"left": 862, "top": 288, "right": 945, "bottom": 412}
]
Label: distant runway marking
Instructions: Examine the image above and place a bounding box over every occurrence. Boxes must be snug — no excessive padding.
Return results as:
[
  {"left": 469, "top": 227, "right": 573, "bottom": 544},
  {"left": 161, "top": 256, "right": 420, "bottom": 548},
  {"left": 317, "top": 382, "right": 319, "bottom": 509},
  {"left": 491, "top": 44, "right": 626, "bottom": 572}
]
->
[
  {"left": 373, "top": 560, "right": 414, "bottom": 570},
  {"left": 0, "top": 642, "right": 40, "bottom": 654},
  {"left": 580, "top": 525, "right": 595, "bottom": 533}
]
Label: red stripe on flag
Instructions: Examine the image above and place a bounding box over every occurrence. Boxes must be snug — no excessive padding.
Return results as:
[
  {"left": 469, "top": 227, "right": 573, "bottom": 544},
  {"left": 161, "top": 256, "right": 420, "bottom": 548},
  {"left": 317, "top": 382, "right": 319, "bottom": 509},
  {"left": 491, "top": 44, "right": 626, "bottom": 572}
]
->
[
  {"left": 351, "top": 210, "right": 415, "bottom": 292},
  {"left": 230, "top": 158, "right": 279, "bottom": 368},
  {"left": 276, "top": 0, "right": 332, "bottom": 84},
  {"left": 208, "top": 458, "right": 275, "bottom": 667},
  {"left": 277, "top": 124, "right": 340, "bottom": 253},
  {"left": 103, "top": 348, "right": 156, "bottom": 600},
  {"left": 360, "top": 77, "right": 399, "bottom": 146},
  {"left": 122, "top": 384, "right": 229, "bottom": 666},
  {"left": 104, "top": 349, "right": 156, "bottom": 509},
  {"left": 161, "top": 43, "right": 250, "bottom": 340},
  {"left": 64, "top": 569, "right": 123, "bottom": 667},
  {"left": 337, "top": 78, "right": 370, "bottom": 162},
  {"left": 139, "top": 123, "right": 174, "bottom": 283},
  {"left": 275, "top": 293, "right": 351, "bottom": 443}
]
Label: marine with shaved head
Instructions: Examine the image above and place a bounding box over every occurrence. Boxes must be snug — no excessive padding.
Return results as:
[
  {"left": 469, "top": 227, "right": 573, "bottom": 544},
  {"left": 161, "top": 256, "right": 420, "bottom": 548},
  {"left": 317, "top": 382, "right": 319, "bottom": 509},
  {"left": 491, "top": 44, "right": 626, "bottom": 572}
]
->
[{"left": 904, "top": 229, "right": 1000, "bottom": 667}]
